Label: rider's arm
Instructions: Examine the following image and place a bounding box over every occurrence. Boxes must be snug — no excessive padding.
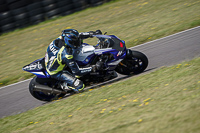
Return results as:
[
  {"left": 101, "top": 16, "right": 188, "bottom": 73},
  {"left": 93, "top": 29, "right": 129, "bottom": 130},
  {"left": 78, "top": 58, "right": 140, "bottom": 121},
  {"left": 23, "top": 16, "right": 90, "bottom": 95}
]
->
[{"left": 79, "top": 30, "right": 102, "bottom": 39}]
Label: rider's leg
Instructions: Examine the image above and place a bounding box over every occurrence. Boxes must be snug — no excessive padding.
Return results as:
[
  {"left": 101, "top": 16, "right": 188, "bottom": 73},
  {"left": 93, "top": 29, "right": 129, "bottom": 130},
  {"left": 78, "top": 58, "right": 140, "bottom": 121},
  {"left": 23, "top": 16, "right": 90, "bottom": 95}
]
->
[{"left": 51, "top": 71, "right": 85, "bottom": 92}]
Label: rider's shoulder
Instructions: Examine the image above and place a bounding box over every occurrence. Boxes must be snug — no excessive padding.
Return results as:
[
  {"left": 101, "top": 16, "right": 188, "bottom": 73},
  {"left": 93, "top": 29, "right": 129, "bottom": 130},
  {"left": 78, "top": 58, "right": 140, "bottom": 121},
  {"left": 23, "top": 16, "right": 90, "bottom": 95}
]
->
[
  {"left": 54, "top": 36, "right": 62, "bottom": 42},
  {"left": 53, "top": 36, "right": 65, "bottom": 48}
]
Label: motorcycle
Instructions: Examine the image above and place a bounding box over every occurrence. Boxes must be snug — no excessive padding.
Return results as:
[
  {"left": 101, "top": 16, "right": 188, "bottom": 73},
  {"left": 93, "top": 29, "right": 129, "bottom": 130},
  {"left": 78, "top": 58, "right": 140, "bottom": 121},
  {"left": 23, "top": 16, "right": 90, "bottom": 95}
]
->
[{"left": 22, "top": 33, "right": 148, "bottom": 101}]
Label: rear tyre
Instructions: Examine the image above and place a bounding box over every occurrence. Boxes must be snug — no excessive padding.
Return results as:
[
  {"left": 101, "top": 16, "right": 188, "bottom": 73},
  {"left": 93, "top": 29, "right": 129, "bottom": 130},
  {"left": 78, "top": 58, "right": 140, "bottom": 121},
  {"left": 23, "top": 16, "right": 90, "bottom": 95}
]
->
[
  {"left": 29, "top": 76, "right": 65, "bottom": 101},
  {"left": 115, "top": 50, "right": 148, "bottom": 75}
]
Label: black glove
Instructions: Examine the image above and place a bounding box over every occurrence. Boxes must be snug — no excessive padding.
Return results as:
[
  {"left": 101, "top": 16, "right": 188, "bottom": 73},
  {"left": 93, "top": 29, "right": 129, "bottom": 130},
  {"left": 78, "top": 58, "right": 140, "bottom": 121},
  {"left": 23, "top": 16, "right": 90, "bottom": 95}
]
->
[
  {"left": 95, "top": 30, "right": 102, "bottom": 35},
  {"left": 89, "top": 31, "right": 95, "bottom": 37},
  {"left": 89, "top": 30, "right": 102, "bottom": 37}
]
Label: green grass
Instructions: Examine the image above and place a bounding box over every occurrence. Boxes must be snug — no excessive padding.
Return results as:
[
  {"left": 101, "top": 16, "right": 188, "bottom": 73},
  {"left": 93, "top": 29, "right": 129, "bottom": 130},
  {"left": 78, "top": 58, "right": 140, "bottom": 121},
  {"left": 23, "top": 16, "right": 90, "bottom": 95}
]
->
[
  {"left": 0, "top": 0, "right": 200, "bottom": 87},
  {"left": 0, "top": 57, "right": 200, "bottom": 133}
]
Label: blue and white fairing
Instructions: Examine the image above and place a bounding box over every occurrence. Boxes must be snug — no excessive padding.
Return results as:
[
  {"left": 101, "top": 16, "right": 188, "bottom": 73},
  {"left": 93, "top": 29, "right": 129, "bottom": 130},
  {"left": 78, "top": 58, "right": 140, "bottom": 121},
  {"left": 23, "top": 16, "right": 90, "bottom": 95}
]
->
[
  {"left": 73, "top": 35, "right": 127, "bottom": 70},
  {"left": 22, "top": 58, "right": 50, "bottom": 78},
  {"left": 73, "top": 44, "right": 96, "bottom": 65}
]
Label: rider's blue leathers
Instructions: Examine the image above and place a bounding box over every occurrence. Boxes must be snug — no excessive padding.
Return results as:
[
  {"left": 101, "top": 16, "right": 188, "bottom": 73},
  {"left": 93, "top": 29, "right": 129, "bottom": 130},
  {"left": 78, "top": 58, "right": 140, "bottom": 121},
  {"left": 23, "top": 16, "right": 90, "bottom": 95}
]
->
[{"left": 45, "top": 33, "right": 92, "bottom": 91}]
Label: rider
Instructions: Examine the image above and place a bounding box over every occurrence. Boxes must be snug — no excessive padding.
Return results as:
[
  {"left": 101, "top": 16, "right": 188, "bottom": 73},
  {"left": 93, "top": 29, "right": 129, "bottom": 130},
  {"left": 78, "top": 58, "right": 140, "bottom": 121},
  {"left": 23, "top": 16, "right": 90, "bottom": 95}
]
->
[{"left": 45, "top": 29, "right": 102, "bottom": 93}]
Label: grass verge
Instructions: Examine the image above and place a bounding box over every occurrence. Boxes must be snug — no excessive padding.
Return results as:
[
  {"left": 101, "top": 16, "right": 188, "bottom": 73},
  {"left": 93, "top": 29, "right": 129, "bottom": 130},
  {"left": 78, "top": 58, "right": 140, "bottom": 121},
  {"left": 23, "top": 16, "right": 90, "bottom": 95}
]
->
[
  {"left": 0, "top": 0, "right": 200, "bottom": 87},
  {"left": 0, "top": 57, "right": 200, "bottom": 133}
]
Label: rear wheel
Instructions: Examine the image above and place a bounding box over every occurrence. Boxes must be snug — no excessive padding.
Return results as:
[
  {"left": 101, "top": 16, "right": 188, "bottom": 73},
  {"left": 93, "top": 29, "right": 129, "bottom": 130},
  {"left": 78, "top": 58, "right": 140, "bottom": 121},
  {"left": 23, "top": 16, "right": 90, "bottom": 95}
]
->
[
  {"left": 115, "top": 50, "right": 148, "bottom": 75},
  {"left": 29, "top": 76, "right": 65, "bottom": 101}
]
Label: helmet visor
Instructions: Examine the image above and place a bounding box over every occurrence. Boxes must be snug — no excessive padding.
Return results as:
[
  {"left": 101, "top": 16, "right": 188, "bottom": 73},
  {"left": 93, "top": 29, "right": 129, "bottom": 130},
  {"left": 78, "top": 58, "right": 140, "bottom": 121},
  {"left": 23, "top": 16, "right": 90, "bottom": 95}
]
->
[{"left": 64, "top": 36, "right": 76, "bottom": 48}]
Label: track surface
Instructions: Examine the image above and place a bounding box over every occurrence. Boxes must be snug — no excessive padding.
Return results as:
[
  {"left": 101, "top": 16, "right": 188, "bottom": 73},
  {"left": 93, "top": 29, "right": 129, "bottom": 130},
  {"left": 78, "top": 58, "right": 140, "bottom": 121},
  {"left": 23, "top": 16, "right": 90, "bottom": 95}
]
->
[{"left": 0, "top": 26, "right": 200, "bottom": 118}]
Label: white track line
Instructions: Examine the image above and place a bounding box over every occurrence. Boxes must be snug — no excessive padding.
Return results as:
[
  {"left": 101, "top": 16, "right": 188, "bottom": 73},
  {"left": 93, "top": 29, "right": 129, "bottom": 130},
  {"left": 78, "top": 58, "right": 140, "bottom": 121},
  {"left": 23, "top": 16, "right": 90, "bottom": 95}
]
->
[
  {"left": 0, "top": 78, "right": 31, "bottom": 90},
  {"left": 133, "top": 26, "right": 200, "bottom": 48},
  {"left": 0, "top": 26, "right": 199, "bottom": 90}
]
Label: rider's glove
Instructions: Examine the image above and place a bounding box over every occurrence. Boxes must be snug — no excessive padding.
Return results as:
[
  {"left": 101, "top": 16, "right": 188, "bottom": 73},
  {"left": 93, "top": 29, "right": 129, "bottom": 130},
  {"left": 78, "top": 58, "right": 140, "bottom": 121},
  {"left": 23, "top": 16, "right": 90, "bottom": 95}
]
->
[
  {"left": 89, "top": 31, "right": 95, "bottom": 37},
  {"left": 88, "top": 30, "right": 102, "bottom": 37},
  {"left": 95, "top": 30, "right": 102, "bottom": 35}
]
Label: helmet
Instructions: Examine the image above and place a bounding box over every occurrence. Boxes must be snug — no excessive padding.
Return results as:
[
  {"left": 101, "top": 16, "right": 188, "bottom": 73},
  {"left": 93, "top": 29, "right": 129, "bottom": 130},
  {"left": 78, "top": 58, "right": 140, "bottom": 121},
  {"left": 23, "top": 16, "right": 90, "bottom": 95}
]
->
[{"left": 61, "top": 29, "right": 80, "bottom": 48}]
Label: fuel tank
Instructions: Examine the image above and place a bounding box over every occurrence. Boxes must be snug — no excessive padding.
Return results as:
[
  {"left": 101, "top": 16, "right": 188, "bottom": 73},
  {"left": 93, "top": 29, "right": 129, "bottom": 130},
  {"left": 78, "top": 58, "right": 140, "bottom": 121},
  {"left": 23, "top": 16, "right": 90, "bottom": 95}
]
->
[{"left": 73, "top": 44, "right": 95, "bottom": 63}]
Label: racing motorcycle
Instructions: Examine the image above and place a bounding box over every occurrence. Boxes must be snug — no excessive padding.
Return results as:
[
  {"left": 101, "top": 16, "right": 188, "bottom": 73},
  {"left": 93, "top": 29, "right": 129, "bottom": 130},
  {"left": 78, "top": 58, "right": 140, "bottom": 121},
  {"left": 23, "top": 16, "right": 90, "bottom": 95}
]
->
[{"left": 23, "top": 34, "right": 148, "bottom": 101}]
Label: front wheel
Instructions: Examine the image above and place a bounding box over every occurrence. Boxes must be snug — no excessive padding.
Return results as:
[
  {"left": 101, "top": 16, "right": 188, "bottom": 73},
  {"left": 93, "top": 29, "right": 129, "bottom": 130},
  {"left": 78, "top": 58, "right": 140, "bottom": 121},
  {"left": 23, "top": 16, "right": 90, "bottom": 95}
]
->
[{"left": 115, "top": 50, "right": 148, "bottom": 75}]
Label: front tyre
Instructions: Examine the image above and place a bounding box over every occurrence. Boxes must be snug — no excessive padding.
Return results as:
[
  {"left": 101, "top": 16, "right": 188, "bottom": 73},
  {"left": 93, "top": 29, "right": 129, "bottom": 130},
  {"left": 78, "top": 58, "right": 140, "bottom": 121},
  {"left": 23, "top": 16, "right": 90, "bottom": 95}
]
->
[
  {"left": 115, "top": 50, "right": 148, "bottom": 75},
  {"left": 29, "top": 76, "right": 65, "bottom": 101}
]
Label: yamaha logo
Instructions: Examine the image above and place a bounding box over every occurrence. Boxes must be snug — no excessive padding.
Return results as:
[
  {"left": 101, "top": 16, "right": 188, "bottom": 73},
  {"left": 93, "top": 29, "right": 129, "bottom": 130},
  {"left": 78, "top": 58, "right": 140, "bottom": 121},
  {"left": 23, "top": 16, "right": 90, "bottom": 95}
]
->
[{"left": 117, "top": 51, "right": 123, "bottom": 56}]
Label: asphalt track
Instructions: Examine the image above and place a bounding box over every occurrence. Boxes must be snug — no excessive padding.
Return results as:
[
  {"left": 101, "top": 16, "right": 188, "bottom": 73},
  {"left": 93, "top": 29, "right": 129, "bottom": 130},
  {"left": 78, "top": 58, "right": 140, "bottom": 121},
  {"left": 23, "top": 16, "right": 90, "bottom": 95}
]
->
[{"left": 0, "top": 26, "right": 200, "bottom": 118}]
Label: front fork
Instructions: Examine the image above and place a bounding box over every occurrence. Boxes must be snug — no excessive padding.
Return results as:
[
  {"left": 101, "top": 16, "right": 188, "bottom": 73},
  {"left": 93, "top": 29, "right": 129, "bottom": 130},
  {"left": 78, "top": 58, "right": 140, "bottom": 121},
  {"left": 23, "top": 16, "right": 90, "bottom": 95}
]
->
[{"left": 126, "top": 49, "right": 133, "bottom": 58}]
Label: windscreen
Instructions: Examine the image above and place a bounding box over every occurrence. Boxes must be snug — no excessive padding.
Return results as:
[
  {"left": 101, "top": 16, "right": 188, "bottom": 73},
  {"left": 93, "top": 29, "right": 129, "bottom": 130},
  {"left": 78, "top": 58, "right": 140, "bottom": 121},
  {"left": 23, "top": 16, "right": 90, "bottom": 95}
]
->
[
  {"left": 109, "top": 37, "right": 125, "bottom": 51},
  {"left": 95, "top": 35, "right": 126, "bottom": 51}
]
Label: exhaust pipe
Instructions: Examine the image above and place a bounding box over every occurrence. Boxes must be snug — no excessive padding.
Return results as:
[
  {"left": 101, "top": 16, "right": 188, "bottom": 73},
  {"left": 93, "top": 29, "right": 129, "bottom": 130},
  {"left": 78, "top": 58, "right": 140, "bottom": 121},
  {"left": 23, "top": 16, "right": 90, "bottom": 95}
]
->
[{"left": 33, "top": 84, "right": 63, "bottom": 94}]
